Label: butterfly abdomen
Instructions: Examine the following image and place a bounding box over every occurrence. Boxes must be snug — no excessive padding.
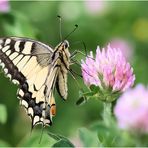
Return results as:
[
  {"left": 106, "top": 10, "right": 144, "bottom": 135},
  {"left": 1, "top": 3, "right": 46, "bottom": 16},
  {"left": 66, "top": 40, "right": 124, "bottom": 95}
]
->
[{"left": 53, "top": 40, "right": 71, "bottom": 100}]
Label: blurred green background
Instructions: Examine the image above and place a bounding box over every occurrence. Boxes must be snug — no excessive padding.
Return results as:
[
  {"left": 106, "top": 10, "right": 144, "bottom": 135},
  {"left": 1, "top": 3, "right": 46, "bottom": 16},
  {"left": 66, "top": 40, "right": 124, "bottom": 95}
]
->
[{"left": 0, "top": 1, "right": 148, "bottom": 147}]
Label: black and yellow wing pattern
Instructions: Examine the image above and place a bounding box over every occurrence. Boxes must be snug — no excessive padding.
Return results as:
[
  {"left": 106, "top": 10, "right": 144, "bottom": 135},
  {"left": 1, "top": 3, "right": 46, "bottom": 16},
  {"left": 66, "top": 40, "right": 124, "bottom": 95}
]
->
[{"left": 0, "top": 37, "right": 71, "bottom": 127}]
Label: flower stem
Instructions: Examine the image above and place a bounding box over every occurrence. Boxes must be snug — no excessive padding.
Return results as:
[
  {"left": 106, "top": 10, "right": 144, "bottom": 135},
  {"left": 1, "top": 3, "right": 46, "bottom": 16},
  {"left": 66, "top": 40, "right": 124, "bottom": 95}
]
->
[{"left": 103, "top": 102, "right": 112, "bottom": 126}]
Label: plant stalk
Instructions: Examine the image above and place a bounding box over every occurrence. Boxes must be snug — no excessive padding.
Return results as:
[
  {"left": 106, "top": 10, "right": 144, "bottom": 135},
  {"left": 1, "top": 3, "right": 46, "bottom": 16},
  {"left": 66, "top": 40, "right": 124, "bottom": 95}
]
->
[{"left": 103, "top": 102, "right": 112, "bottom": 126}]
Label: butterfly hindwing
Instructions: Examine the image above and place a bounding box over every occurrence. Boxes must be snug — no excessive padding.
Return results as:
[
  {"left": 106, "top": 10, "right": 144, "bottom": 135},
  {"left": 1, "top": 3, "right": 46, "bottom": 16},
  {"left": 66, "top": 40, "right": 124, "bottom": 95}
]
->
[
  {"left": 0, "top": 37, "right": 71, "bottom": 127},
  {"left": 0, "top": 37, "right": 58, "bottom": 126}
]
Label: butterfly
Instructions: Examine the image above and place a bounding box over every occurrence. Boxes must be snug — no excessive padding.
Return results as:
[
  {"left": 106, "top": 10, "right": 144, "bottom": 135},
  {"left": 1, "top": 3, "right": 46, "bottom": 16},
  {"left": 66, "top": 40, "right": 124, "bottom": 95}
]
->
[{"left": 0, "top": 37, "right": 71, "bottom": 127}]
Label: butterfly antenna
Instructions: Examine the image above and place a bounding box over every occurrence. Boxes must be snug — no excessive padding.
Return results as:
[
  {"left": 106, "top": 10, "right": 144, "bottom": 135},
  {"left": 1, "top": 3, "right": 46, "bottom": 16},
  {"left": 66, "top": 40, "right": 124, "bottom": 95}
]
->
[
  {"left": 64, "top": 24, "right": 78, "bottom": 40},
  {"left": 57, "top": 15, "right": 63, "bottom": 41}
]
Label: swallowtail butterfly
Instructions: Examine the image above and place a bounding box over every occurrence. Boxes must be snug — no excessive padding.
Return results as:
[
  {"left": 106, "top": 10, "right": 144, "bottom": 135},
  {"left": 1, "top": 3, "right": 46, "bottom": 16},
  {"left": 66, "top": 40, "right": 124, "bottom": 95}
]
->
[{"left": 0, "top": 37, "right": 71, "bottom": 127}]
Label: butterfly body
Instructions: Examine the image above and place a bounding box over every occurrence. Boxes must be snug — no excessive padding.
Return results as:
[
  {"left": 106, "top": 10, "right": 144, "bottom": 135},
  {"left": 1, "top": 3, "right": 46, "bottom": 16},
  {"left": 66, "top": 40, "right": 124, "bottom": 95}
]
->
[{"left": 0, "top": 37, "right": 70, "bottom": 126}]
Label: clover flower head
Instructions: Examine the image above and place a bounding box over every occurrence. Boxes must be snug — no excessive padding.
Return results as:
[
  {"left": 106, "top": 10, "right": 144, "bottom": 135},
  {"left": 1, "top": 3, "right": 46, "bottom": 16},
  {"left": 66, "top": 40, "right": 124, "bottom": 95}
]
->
[
  {"left": 114, "top": 84, "right": 148, "bottom": 133},
  {"left": 81, "top": 45, "right": 135, "bottom": 102},
  {"left": 85, "top": 0, "right": 107, "bottom": 15},
  {"left": 0, "top": 0, "right": 10, "bottom": 13}
]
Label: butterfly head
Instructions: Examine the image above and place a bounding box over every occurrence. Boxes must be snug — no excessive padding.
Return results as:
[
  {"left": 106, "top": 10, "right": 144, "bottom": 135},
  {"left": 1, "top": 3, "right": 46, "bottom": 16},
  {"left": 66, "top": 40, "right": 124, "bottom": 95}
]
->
[
  {"left": 56, "top": 40, "right": 70, "bottom": 57},
  {"left": 61, "top": 40, "right": 69, "bottom": 49},
  {"left": 55, "top": 40, "right": 69, "bottom": 52}
]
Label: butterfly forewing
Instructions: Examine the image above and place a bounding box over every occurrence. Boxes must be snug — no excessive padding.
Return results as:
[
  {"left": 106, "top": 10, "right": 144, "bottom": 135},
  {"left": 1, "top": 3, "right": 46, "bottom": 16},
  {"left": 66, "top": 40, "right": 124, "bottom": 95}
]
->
[{"left": 0, "top": 37, "right": 71, "bottom": 127}]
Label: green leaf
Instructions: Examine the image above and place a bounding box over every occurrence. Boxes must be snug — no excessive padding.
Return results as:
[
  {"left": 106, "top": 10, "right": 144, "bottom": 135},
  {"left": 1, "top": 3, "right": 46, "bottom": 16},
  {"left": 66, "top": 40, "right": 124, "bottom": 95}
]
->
[
  {"left": 0, "top": 104, "right": 7, "bottom": 124},
  {"left": 90, "top": 121, "right": 107, "bottom": 131},
  {"left": 48, "top": 132, "right": 75, "bottom": 147},
  {"left": 52, "top": 139, "right": 74, "bottom": 147},
  {"left": 79, "top": 128, "right": 100, "bottom": 147},
  {"left": 0, "top": 139, "right": 11, "bottom": 147},
  {"left": 96, "top": 121, "right": 121, "bottom": 146},
  {"left": 19, "top": 130, "right": 56, "bottom": 147},
  {"left": 48, "top": 132, "right": 61, "bottom": 141}
]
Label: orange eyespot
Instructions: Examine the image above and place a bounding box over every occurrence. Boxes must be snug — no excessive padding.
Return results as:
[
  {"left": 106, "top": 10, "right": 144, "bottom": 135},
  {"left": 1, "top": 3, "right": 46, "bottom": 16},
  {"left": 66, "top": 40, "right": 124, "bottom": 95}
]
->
[{"left": 50, "top": 104, "right": 56, "bottom": 116}]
